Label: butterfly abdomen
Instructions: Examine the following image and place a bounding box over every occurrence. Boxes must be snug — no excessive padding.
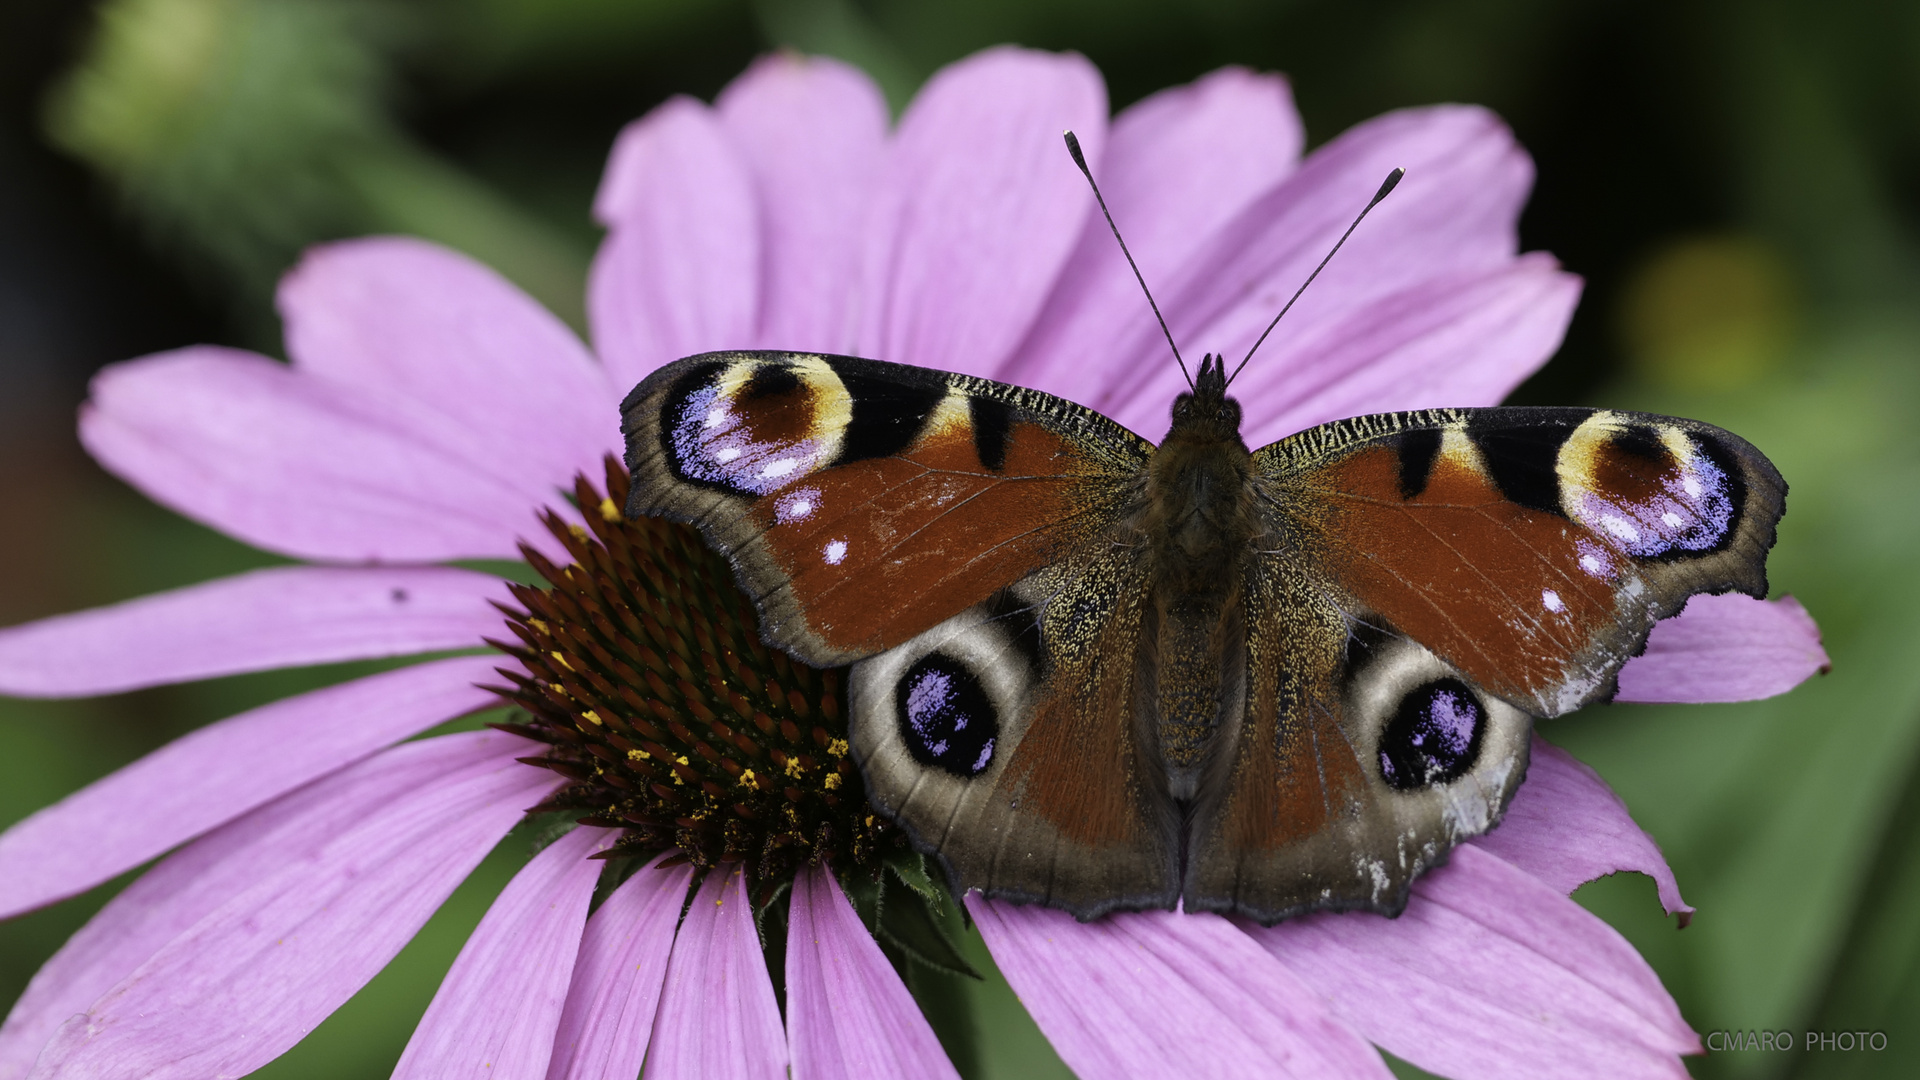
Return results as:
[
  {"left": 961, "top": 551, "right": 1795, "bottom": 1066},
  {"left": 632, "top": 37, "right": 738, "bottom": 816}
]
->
[{"left": 1142, "top": 381, "right": 1259, "bottom": 800}]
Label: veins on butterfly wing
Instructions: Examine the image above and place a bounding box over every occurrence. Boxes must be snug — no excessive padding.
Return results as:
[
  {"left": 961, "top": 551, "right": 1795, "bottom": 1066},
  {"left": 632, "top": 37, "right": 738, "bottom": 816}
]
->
[{"left": 1313, "top": 480, "right": 1621, "bottom": 675}]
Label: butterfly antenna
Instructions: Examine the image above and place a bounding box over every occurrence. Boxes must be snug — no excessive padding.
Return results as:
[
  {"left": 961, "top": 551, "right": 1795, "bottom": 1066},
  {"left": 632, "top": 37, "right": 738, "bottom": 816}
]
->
[
  {"left": 1226, "top": 167, "right": 1404, "bottom": 388},
  {"left": 1064, "top": 130, "right": 1193, "bottom": 392}
]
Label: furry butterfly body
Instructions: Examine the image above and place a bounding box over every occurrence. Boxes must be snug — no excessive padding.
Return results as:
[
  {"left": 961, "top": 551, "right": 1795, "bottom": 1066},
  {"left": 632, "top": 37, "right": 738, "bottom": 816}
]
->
[{"left": 622, "top": 349, "right": 1782, "bottom": 923}]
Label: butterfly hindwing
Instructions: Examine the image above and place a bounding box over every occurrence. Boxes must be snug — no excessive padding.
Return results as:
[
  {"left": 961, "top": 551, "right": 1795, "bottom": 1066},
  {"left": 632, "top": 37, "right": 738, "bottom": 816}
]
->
[
  {"left": 848, "top": 554, "right": 1183, "bottom": 919},
  {"left": 621, "top": 351, "right": 1151, "bottom": 667},
  {"left": 1183, "top": 548, "right": 1534, "bottom": 920}
]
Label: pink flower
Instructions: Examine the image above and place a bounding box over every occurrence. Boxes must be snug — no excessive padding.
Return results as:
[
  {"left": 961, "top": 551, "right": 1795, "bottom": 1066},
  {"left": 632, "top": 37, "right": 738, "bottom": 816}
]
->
[{"left": 0, "top": 47, "right": 1828, "bottom": 1080}]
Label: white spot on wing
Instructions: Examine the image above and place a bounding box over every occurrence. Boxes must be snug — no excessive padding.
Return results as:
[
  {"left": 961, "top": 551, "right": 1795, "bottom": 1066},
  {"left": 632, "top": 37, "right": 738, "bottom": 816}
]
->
[
  {"left": 824, "top": 539, "right": 848, "bottom": 565},
  {"left": 1542, "top": 589, "right": 1565, "bottom": 613},
  {"left": 774, "top": 488, "right": 821, "bottom": 524},
  {"left": 1601, "top": 515, "right": 1641, "bottom": 543}
]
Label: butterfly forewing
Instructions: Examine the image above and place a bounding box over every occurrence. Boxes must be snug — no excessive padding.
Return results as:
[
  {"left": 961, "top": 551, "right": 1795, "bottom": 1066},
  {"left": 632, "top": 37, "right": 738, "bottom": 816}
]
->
[
  {"left": 1257, "top": 407, "right": 1784, "bottom": 716},
  {"left": 621, "top": 351, "right": 1151, "bottom": 667}
]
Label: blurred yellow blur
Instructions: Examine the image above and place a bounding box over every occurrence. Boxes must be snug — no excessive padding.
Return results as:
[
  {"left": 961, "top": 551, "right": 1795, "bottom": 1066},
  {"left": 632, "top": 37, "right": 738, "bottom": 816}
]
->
[{"left": 1618, "top": 235, "right": 1799, "bottom": 394}]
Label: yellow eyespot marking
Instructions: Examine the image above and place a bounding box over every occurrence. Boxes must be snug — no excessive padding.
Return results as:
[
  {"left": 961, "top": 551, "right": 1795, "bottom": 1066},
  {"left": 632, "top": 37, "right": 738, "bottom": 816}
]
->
[{"left": 709, "top": 355, "right": 856, "bottom": 468}]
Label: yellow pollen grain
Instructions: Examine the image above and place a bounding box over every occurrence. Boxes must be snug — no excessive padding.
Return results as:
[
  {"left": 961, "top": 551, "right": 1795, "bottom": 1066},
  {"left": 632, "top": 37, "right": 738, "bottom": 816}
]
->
[
  {"left": 823, "top": 773, "right": 841, "bottom": 790},
  {"left": 549, "top": 651, "right": 574, "bottom": 671},
  {"left": 598, "top": 497, "right": 621, "bottom": 522},
  {"left": 738, "top": 768, "right": 757, "bottom": 787},
  {"left": 784, "top": 758, "right": 806, "bottom": 779},
  {"left": 627, "top": 748, "right": 650, "bottom": 762},
  {"left": 581, "top": 709, "right": 604, "bottom": 726},
  {"left": 569, "top": 524, "right": 589, "bottom": 543},
  {"left": 827, "top": 738, "right": 849, "bottom": 758},
  {"left": 529, "top": 618, "right": 548, "bottom": 634}
]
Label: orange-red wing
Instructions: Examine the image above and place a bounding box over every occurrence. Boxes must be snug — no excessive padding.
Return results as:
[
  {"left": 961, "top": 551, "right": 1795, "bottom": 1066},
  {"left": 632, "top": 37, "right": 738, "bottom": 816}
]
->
[
  {"left": 1258, "top": 406, "right": 1785, "bottom": 715},
  {"left": 622, "top": 351, "right": 1149, "bottom": 666}
]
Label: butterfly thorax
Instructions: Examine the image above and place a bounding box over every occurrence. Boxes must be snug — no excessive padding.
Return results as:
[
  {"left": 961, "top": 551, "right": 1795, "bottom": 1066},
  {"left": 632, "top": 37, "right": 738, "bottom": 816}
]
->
[{"left": 1142, "top": 356, "right": 1258, "bottom": 800}]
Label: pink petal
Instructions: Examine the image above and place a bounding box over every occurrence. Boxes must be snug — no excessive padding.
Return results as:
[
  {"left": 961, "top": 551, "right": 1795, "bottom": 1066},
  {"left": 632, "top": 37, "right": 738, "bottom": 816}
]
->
[
  {"left": 1087, "top": 105, "right": 1537, "bottom": 427},
  {"left": 785, "top": 865, "right": 958, "bottom": 1080},
  {"left": 1616, "top": 594, "right": 1828, "bottom": 703},
  {"left": 1257, "top": 844, "right": 1698, "bottom": 1080},
  {"left": 546, "top": 854, "right": 693, "bottom": 1080},
  {"left": 859, "top": 47, "right": 1107, "bottom": 378},
  {"left": 1473, "top": 737, "right": 1690, "bottom": 917},
  {"left": 1238, "top": 256, "right": 1581, "bottom": 446},
  {"left": 281, "top": 237, "right": 621, "bottom": 486},
  {"left": 1009, "top": 66, "right": 1304, "bottom": 400},
  {"left": 0, "top": 732, "right": 514, "bottom": 1078},
  {"left": 591, "top": 97, "right": 760, "bottom": 392},
  {"left": 392, "top": 826, "right": 610, "bottom": 1080},
  {"left": 26, "top": 730, "right": 552, "bottom": 1080},
  {"left": 0, "top": 655, "right": 502, "bottom": 920},
  {"left": 645, "top": 866, "right": 786, "bottom": 1080},
  {"left": 0, "top": 565, "right": 509, "bottom": 698},
  {"left": 81, "top": 348, "right": 546, "bottom": 562},
  {"left": 969, "top": 896, "right": 1390, "bottom": 1079},
  {"left": 716, "top": 54, "right": 889, "bottom": 355}
]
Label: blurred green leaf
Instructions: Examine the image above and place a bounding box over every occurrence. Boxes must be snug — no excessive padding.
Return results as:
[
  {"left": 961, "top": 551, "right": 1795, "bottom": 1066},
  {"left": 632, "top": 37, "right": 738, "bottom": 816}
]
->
[
  {"left": 45, "top": 0, "right": 590, "bottom": 334},
  {"left": 1785, "top": 737, "right": 1920, "bottom": 1079},
  {"left": 1543, "top": 315, "right": 1920, "bottom": 1078}
]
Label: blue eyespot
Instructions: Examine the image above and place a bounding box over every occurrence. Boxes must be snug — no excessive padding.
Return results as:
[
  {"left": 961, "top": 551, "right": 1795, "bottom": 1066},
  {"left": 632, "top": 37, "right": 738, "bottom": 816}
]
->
[
  {"left": 1378, "top": 678, "right": 1485, "bottom": 790},
  {"left": 896, "top": 654, "right": 997, "bottom": 777}
]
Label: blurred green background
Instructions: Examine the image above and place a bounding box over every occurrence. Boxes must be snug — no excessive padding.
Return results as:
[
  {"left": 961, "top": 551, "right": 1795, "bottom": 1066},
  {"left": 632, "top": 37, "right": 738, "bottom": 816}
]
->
[{"left": 2, "top": 1, "right": 1917, "bottom": 1078}]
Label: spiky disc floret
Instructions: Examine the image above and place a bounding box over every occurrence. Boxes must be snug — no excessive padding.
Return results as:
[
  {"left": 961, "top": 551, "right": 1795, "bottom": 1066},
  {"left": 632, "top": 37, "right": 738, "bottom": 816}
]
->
[{"left": 488, "top": 457, "right": 905, "bottom": 891}]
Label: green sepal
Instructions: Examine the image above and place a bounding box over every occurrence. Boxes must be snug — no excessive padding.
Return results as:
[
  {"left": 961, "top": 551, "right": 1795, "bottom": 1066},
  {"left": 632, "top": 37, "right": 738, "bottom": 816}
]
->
[
  {"left": 878, "top": 862, "right": 980, "bottom": 981},
  {"left": 753, "top": 873, "right": 794, "bottom": 953},
  {"left": 522, "top": 810, "right": 581, "bottom": 856},
  {"left": 839, "top": 863, "right": 886, "bottom": 933},
  {"left": 884, "top": 849, "right": 945, "bottom": 906}
]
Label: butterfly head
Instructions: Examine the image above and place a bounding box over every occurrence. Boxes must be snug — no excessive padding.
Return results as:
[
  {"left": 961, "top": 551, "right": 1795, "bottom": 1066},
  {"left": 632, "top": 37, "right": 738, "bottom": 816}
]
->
[{"left": 1169, "top": 353, "right": 1243, "bottom": 442}]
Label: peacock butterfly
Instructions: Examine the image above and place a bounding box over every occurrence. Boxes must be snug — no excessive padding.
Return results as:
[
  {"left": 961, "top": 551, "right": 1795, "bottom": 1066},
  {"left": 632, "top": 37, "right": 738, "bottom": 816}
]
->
[{"left": 617, "top": 150, "right": 1784, "bottom": 925}]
